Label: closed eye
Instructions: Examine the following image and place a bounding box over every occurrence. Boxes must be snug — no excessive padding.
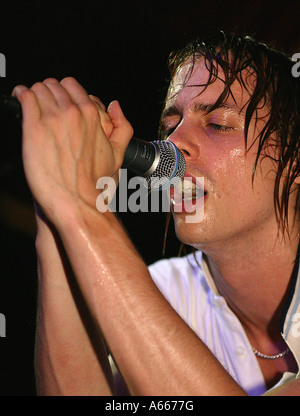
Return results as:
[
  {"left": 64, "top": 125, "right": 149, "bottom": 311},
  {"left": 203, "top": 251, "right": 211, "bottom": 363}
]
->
[{"left": 208, "top": 123, "right": 235, "bottom": 132}]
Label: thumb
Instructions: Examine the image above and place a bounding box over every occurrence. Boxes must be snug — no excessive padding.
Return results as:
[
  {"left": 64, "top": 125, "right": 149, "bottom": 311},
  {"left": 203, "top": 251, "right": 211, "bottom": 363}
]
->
[{"left": 107, "top": 100, "right": 134, "bottom": 156}]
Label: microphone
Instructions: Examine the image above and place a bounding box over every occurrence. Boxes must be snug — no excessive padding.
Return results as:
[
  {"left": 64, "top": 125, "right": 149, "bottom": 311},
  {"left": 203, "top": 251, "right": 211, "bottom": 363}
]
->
[{"left": 0, "top": 95, "right": 186, "bottom": 189}]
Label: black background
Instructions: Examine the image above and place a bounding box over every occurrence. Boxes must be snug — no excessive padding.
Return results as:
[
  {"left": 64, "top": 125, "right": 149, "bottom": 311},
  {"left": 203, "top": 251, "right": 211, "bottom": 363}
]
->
[{"left": 0, "top": 0, "right": 299, "bottom": 396}]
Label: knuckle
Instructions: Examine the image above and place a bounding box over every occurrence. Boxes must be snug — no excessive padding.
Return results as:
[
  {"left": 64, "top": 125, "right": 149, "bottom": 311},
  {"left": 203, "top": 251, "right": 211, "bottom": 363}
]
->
[
  {"left": 45, "top": 104, "right": 81, "bottom": 128},
  {"left": 81, "top": 99, "right": 99, "bottom": 117},
  {"left": 63, "top": 103, "right": 81, "bottom": 119},
  {"left": 18, "top": 88, "right": 35, "bottom": 102},
  {"left": 31, "top": 81, "right": 45, "bottom": 92},
  {"left": 60, "top": 76, "right": 77, "bottom": 87},
  {"left": 43, "top": 77, "right": 59, "bottom": 85}
]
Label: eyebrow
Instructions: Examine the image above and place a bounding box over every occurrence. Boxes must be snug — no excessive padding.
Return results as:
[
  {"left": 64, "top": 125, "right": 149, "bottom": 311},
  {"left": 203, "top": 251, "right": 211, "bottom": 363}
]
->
[{"left": 162, "top": 101, "right": 241, "bottom": 119}]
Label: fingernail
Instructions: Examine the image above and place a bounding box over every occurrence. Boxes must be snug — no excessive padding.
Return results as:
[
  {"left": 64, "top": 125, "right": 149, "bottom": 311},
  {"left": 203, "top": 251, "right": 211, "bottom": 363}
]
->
[{"left": 107, "top": 100, "right": 119, "bottom": 113}]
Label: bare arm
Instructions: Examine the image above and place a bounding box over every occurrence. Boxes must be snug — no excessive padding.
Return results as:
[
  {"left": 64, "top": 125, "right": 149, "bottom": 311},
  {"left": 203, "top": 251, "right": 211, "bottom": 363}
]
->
[
  {"left": 33, "top": 93, "right": 118, "bottom": 396},
  {"left": 35, "top": 209, "right": 114, "bottom": 395},
  {"left": 54, "top": 203, "right": 247, "bottom": 396}
]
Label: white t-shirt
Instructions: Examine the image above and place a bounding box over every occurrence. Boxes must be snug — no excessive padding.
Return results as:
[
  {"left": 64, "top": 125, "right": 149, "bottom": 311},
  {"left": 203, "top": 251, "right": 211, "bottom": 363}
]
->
[{"left": 149, "top": 250, "right": 300, "bottom": 396}]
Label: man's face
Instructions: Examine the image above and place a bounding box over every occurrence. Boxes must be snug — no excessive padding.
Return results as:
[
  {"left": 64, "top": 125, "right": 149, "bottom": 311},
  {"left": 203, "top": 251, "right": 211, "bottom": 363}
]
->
[{"left": 161, "top": 59, "right": 279, "bottom": 251}]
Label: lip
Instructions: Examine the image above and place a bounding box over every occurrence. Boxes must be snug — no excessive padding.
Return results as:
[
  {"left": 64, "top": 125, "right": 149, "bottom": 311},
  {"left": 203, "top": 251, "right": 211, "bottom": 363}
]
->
[{"left": 170, "top": 172, "right": 207, "bottom": 214}]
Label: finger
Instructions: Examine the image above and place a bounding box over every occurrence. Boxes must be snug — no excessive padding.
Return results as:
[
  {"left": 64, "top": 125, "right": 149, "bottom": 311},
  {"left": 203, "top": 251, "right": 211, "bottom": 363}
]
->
[
  {"left": 89, "top": 95, "right": 106, "bottom": 111},
  {"left": 60, "top": 77, "right": 91, "bottom": 106},
  {"left": 14, "top": 81, "right": 60, "bottom": 118},
  {"left": 107, "top": 100, "right": 134, "bottom": 155},
  {"left": 12, "top": 84, "right": 42, "bottom": 121},
  {"left": 107, "top": 100, "right": 129, "bottom": 129},
  {"left": 43, "top": 78, "right": 75, "bottom": 108},
  {"left": 30, "top": 81, "right": 58, "bottom": 111},
  {"left": 89, "top": 95, "right": 114, "bottom": 138}
]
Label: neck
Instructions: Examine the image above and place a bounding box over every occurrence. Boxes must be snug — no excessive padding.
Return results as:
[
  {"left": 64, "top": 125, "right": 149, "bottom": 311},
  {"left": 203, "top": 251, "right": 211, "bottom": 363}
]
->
[{"left": 201, "top": 227, "right": 299, "bottom": 339}]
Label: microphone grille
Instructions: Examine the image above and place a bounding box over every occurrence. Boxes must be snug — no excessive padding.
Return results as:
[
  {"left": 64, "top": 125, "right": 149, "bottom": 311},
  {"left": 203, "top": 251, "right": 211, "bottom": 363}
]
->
[{"left": 145, "top": 140, "right": 186, "bottom": 189}]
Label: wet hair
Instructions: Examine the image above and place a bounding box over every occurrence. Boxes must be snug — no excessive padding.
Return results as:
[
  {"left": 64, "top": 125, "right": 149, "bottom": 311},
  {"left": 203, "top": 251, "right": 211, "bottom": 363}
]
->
[{"left": 160, "top": 31, "right": 300, "bottom": 234}]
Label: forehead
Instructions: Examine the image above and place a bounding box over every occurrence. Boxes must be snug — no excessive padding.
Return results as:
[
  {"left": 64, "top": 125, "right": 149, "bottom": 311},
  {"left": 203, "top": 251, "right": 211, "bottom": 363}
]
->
[{"left": 166, "top": 58, "right": 255, "bottom": 111}]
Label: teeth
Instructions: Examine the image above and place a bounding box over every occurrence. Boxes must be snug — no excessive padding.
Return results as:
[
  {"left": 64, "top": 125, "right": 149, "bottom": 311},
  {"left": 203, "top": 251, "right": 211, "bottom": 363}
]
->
[
  {"left": 174, "top": 178, "right": 205, "bottom": 201},
  {"left": 182, "top": 182, "right": 195, "bottom": 199}
]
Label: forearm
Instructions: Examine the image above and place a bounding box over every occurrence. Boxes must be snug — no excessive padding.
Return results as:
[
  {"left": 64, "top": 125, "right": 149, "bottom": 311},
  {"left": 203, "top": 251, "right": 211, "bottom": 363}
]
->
[
  {"left": 35, "top": 215, "right": 114, "bottom": 396},
  {"left": 55, "top": 206, "right": 247, "bottom": 396}
]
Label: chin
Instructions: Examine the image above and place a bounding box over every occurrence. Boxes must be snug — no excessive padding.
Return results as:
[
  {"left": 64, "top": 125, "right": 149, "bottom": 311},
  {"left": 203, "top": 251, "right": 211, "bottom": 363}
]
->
[
  {"left": 172, "top": 211, "right": 223, "bottom": 251},
  {"left": 173, "top": 216, "right": 205, "bottom": 246}
]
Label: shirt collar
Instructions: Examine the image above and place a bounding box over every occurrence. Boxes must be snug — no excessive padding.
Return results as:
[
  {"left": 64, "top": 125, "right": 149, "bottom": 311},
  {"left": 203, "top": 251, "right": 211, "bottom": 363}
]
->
[
  {"left": 200, "top": 252, "right": 220, "bottom": 295},
  {"left": 280, "top": 244, "right": 300, "bottom": 370},
  {"left": 199, "top": 245, "right": 300, "bottom": 371}
]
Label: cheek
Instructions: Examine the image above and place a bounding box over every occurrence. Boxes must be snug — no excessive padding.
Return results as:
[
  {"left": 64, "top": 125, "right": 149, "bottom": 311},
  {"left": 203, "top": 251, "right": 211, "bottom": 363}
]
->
[
  {"left": 204, "top": 140, "right": 276, "bottom": 210},
  {"left": 211, "top": 147, "right": 272, "bottom": 214},
  {"left": 210, "top": 147, "right": 250, "bottom": 189},
  {"left": 223, "top": 150, "right": 276, "bottom": 214}
]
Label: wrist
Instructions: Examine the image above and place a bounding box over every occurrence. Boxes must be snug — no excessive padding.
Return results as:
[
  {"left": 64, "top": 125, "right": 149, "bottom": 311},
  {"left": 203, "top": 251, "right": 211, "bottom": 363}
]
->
[{"left": 53, "top": 197, "right": 124, "bottom": 265}]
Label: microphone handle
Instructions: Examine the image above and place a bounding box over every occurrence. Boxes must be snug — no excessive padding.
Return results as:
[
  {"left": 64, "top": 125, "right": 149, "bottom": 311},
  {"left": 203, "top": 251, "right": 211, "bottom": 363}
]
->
[
  {"left": 0, "top": 95, "right": 22, "bottom": 119},
  {"left": 122, "top": 137, "right": 156, "bottom": 175}
]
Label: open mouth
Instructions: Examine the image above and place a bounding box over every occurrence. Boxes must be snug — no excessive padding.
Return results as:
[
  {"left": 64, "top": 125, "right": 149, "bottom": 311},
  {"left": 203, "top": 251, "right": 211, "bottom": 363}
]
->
[{"left": 170, "top": 175, "right": 206, "bottom": 213}]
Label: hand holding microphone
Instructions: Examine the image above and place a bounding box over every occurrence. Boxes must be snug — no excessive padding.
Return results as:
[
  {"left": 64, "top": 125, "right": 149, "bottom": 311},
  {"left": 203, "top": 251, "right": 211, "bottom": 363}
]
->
[{"left": 0, "top": 92, "right": 186, "bottom": 190}]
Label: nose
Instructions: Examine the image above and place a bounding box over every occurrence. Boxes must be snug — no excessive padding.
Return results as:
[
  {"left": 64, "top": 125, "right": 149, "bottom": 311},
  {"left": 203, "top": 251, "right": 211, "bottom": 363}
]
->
[{"left": 167, "top": 124, "right": 200, "bottom": 162}]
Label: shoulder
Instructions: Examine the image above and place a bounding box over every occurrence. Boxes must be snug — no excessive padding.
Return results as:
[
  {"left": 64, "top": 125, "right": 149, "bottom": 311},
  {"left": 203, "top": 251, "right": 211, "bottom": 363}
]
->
[
  {"left": 149, "top": 251, "right": 204, "bottom": 288},
  {"left": 148, "top": 251, "right": 212, "bottom": 307}
]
